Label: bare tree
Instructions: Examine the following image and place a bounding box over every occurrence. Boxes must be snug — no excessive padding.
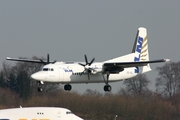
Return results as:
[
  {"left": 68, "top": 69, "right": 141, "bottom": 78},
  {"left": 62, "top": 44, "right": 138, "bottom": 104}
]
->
[
  {"left": 156, "top": 62, "right": 180, "bottom": 98},
  {"left": 83, "top": 89, "right": 102, "bottom": 97},
  {"left": 1, "top": 56, "right": 61, "bottom": 98},
  {"left": 123, "top": 74, "right": 150, "bottom": 96}
]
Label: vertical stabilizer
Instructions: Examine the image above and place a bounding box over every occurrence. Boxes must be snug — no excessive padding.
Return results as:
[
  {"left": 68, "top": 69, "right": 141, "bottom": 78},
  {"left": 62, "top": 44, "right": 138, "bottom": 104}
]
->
[{"left": 133, "top": 27, "right": 151, "bottom": 73}]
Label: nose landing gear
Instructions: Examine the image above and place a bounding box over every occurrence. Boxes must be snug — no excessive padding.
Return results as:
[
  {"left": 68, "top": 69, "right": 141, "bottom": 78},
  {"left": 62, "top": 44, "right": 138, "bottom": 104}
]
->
[
  {"left": 37, "top": 81, "right": 44, "bottom": 92},
  {"left": 38, "top": 87, "right": 43, "bottom": 92}
]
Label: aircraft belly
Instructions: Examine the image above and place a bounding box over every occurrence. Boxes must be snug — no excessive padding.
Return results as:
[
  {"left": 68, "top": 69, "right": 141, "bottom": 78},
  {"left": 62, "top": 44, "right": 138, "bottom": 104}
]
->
[
  {"left": 69, "top": 74, "right": 104, "bottom": 83},
  {"left": 108, "top": 74, "right": 124, "bottom": 82},
  {"left": 68, "top": 73, "right": 125, "bottom": 83}
]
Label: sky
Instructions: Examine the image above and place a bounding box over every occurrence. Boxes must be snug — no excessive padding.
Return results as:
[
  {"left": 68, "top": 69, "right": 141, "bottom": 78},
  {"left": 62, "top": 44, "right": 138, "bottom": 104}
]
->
[{"left": 0, "top": 1, "right": 179, "bottom": 94}]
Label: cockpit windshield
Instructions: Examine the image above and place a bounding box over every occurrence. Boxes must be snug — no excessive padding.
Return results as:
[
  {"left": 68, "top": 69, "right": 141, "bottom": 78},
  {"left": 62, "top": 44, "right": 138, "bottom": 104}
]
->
[
  {"left": 42, "top": 68, "right": 54, "bottom": 71},
  {"left": 66, "top": 111, "right": 73, "bottom": 114},
  {"left": 42, "top": 68, "right": 49, "bottom": 71}
]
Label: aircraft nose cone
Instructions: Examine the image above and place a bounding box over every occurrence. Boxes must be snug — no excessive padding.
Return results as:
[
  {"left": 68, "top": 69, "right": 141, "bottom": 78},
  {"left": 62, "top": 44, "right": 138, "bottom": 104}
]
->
[
  {"left": 30, "top": 72, "right": 46, "bottom": 81},
  {"left": 74, "top": 115, "right": 84, "bottom": 120},
  {"left": 78, "top": 117, "right": 84, "bottom": 120}
]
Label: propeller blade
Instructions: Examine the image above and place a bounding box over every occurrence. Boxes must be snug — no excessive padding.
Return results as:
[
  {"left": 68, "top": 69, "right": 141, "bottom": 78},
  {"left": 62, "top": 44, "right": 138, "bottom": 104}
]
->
[
  {"left": 84, "top": 54, "right": 88, "bottom": 65},
  {"left": 38, "top": 54, "right": 56, "bottom": 65},
  {"left": 80, "top": 69, "right": 86, "bottom": 76},
  {"left": 89, "top": 58, "right": 95, "bottom": 66},
  {"left": 78, "top": 63, "right": 85, "bottom": 66},
  {"left": 52, "top": 60, "right": 57, "bottom": 64},
  {"left": 39, "top": 59, "right": 46, "bottom": 65},
  {"left": 47, "top": 54, "right": 50, "bottom": 63}
]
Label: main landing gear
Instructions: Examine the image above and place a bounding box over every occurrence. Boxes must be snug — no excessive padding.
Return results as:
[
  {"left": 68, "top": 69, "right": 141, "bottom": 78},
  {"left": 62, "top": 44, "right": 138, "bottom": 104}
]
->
[
  {"left": 104, "top": 84, "right": 112, "bottom": 92},
  {"left": 64, "top": 84, "right": 72, "bottom": 91},
  {"left": 103, "top": 73, "right": 112, "bottom": 92}
]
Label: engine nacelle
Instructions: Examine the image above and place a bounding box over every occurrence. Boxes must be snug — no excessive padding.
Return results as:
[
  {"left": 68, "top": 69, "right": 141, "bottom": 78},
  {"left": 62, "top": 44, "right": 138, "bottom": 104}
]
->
[{"left": 91, "top": 69, "right": 102, "bottom": 74}]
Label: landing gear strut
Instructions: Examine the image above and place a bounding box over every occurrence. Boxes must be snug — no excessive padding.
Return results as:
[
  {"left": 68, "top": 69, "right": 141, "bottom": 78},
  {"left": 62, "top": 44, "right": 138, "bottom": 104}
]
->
[
  {"left": 64, "top": 84, "right": 72, "bottom": 91},
  {"left": 102, "top": 73, "right": 112, "bottom": 92},
  {"left": 37, "top": 81, "right": 43, "bottom": 92}
]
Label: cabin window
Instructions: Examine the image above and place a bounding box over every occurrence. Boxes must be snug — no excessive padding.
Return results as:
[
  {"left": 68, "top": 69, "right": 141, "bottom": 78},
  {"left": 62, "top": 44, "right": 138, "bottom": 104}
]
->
[
  {"left": 51, "top": 68, "right": 54, "bottom": 71},
  {"left": 37, "top": 112, "right": 44, "bottom": 115}
]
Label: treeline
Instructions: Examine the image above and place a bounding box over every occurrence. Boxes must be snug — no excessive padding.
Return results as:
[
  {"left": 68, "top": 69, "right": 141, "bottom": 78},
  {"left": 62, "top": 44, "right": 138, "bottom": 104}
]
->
[
  {"left": 0, "top": 57, "right": 180, "bottom": 120},
  {"left": 0, "top": 88, "right": 180, "bottom": 120}
]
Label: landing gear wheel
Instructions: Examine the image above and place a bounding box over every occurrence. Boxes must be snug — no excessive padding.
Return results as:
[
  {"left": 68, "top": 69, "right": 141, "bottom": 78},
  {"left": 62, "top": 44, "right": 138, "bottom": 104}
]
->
[
  {"left": 37, "top": 81, "right": 43, "bottom": 92},
  {"left": 37, "top": 87, "right": 43, "bottom": 92},
  {"left": 104, "top": 85, "right": 112, "bottom": 92},
  {"left": 64, "top": 84, "right": 72, "bottom": 91},
  {"left": 37, "top": 81, "right": 44, "bottom": 92}
]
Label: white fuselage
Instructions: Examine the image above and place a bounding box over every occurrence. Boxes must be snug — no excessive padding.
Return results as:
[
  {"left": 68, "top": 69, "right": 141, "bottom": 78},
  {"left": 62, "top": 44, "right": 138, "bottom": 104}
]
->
[
  {"left": 31, "top": 61, "right": 138, "bottom": 84},
  {"left": 0, "top": 107, "right": 83, "bottom": 120}
]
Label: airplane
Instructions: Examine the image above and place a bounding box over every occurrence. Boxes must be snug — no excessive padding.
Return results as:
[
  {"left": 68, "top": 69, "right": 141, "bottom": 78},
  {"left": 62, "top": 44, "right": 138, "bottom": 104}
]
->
[
  {"left": 0, "top": 107, "right": 83, "bottom": 120},
  {"left": 6, "top": 27, "right": 170, "bottom": 92}
]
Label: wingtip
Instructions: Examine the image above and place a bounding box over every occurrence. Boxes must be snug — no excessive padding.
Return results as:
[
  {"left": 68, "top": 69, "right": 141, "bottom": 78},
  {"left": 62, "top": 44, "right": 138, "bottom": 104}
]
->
[
  {"left": 164, "top": 59, "right": 170, "bottom": 62},
  {"left": 6, "top": 57, "right": 11, "bottom": 60}
]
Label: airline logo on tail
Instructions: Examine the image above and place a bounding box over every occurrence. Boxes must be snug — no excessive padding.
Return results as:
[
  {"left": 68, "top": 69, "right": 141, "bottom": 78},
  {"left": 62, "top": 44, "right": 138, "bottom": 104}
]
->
[
  {"left": 134, "top": 36, "right": 148, "bottom": 62},
  {"left": 134, "top": 36, "right": 143, "bottom": 62},
  {"left": 133, "top": 27, "right": 149, "bottom": 73}
]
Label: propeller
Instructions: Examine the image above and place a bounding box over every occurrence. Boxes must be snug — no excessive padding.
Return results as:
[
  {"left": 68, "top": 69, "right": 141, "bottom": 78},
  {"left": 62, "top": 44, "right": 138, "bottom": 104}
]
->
[
  {"left": 39, "top": 54, "right": 56, "bottom": 65},
  {"left": 78, "top": 54, "right": 95, "bottom": 79}
]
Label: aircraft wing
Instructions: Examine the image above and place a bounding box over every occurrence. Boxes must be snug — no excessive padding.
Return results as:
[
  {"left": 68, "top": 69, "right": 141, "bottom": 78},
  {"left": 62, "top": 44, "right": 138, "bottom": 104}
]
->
[
  {"left": 6, "top": 57, "right": 43, "bottom": 63},
  {"left": 6, "top": 57, "right": 56, "bottom": 65},
  {"left": 6, "top": 54, "right": 56, "bottom": 65},
  {"left": 103, "top": 59, "right": 170, "bottom": 73}
]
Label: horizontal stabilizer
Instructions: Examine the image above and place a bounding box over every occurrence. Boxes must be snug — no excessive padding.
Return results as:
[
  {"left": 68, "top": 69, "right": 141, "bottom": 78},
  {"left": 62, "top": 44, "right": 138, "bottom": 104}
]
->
[{"left": 103, "top": 59, "right": 170, "bottom": 73}]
